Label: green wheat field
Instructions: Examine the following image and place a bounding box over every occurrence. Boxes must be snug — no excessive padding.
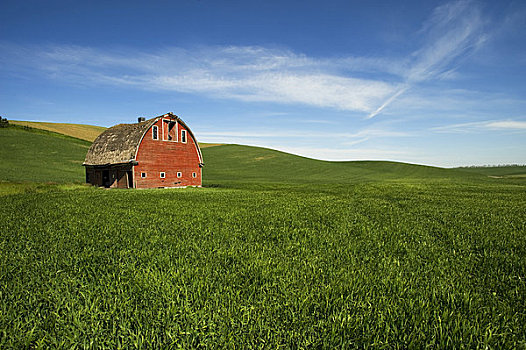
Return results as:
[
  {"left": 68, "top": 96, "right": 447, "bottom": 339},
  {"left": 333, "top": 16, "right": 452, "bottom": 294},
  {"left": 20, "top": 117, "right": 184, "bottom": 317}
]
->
[{"left": 1, "top": 124, "right": 525, "bottom": 348}]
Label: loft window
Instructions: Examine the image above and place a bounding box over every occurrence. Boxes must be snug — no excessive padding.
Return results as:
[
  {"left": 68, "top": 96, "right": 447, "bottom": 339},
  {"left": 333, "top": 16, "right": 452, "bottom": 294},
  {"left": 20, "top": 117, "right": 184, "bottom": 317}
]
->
[
  {"left": 177, "top": 172, "right": 182, "bottom": 178},
  {"left": 192, "top": 172, "right": 197, "bottom": 178},
  {"left": 181, "top": 130, "right": 187, "bottom": 143},
  {"left": 141, "top": 172, "right": 147, "bottom": 178},
  {"left": 152, "top": 126, "right": 158, "bottom": 140},
  {"left": 163, "top": 120, "right": 177, "bottom": 141},
  {"left": 160, "top": 172, "right": 166, "bottom": 178}
]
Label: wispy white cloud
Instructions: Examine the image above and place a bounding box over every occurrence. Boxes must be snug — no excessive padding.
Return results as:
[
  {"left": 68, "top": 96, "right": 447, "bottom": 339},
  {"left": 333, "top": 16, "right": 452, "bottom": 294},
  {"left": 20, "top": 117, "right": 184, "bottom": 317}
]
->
[
  {"left": 433, "top": 119, "right": 526, "bottom": 133},
  {"left": 390, "top": 88, "right": 526, "bottom": 118},
  {"left": 367, "top": 0, "right": 487, "bottom": 118},
  {"left": 302, "top": 119, "right": 339, "bottom": 125},
  {"left": 271, "top": 146, "right": 410, "bottom": 162},
  {"left": 0, "top": 43, "right": 400, "bottom": 113},
  {"left": 152, "top": 70, "right": 397, "bottom": 112},
  {"left": 195, "top": 127, "right": 411, "bottom": 154},
  {"left": 408, "top": 0, "right": 486, "bottom": 82}
]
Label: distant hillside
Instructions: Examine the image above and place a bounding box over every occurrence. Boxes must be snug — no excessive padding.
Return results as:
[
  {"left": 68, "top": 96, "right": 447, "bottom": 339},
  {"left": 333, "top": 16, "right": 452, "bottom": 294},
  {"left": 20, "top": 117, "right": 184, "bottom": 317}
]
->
[
  {"left": 201, "top": 144, "right": 487, "bottom": 185},
  {"left": 11, "top": 120, "right": 106, "bottom": 142}
]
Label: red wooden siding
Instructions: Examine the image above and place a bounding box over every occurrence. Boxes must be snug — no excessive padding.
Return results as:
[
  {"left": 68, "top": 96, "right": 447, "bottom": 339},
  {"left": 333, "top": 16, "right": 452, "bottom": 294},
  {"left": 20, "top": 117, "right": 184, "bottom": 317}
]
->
[{"left": 134, "top": 118, "right": 202, "bottom": 188}]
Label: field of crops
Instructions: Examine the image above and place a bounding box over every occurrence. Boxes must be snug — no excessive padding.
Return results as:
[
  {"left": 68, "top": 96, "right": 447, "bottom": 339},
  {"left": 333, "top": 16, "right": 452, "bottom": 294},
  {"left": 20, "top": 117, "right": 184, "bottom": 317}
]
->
[
  {"left": 1, "top": 182, "right": 525, "bottom": 348},
  {"left": 1, "top": 123, "right": 525, "bottom": 347}
]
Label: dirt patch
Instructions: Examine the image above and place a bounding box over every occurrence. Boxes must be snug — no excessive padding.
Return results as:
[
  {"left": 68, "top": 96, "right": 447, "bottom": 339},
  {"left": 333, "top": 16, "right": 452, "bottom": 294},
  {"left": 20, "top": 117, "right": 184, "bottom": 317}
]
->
[{"left": 254, "top": 155, "right": 276, "bottom": 161}]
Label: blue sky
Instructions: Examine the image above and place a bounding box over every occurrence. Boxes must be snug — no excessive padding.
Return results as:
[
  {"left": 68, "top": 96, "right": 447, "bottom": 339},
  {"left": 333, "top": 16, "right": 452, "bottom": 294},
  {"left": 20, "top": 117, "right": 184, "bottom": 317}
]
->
[{"left": 1, "top": 0, "right": 525, "bottom": 167}]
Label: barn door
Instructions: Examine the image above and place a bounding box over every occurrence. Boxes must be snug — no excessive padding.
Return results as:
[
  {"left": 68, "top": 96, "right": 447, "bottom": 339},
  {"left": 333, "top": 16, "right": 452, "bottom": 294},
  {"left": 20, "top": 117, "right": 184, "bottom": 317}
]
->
[{"left": 102, "top": 170, "right": 110, "bottom": 188}]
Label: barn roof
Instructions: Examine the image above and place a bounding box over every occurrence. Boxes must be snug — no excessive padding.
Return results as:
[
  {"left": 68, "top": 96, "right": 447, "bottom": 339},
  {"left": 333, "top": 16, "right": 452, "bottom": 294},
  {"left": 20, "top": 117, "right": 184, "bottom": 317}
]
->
[{"left": 83, "top": 113, "right": 203, "bottom": 166}]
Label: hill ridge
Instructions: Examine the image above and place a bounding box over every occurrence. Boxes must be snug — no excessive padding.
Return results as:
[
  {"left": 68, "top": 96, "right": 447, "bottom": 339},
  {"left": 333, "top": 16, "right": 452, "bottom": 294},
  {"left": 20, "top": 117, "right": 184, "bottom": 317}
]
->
[{"left": 10, "top": 120, "right": 106, "bottom": 142}]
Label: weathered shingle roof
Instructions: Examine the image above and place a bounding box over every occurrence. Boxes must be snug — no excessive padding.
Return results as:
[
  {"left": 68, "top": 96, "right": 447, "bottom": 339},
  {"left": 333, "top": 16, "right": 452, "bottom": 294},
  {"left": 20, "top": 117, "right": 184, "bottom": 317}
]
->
[{"left": 83, "top": 118, "right": 157, "bottom": 166}]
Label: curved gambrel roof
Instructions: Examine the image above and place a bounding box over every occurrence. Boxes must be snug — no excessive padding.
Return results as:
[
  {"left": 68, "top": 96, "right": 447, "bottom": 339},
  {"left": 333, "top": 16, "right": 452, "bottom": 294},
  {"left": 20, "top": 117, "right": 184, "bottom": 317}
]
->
[{"left": 83, "top": 113, "right": 203, "bottom": 166}]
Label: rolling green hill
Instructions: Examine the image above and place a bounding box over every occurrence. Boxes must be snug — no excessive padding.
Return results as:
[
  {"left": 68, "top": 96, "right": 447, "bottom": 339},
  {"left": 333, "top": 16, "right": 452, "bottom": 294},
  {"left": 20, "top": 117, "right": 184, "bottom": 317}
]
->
[
  {"left": 201, "top": 144, "right": 486, "bottom": 185},
  {"left": 2, "top": 124, "right": 521, "bottom": 186},
  {"left": 0, "top": 126, "right": 90, "bottom": 183}
]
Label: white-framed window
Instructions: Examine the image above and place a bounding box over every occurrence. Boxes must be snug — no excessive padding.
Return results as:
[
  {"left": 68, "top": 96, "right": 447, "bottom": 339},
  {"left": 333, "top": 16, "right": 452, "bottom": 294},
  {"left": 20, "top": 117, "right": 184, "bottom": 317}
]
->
[
  {"left": 192, "top": 172, "right": 197, "bottom": 178},
  {"left": 160, "top": 172, "right": 166, "bottom": 178},
  {"left": 141, "top": 172, "right": 147, "bottom": 178},
  {"left": 152, "top": 125, "right": 158, "bottom": 140},
  {"left": 177, "top": 172, "right": 182, "bottom": 178},
  {"left": 181, "top": 130, "right": 187, "bottom": 143}
]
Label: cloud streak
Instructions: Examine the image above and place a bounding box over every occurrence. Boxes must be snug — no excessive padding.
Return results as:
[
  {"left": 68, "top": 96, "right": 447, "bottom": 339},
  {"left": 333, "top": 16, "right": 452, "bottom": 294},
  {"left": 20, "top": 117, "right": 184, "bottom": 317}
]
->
[
  {"left": 366, "top": 86, "right": 409, "bottom": 119},
  {"left": 367, "top": 0, "right": 486, "bottom": 118},
  {"left": 196, "top": 128, "right": 409, "bottom": 139}
]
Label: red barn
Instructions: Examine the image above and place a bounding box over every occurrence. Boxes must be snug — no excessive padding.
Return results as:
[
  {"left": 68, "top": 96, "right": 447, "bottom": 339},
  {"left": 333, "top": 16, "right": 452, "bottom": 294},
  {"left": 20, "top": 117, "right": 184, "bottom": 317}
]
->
[{"left": 83, "top": 112, "right": 203, "bottom": 188}]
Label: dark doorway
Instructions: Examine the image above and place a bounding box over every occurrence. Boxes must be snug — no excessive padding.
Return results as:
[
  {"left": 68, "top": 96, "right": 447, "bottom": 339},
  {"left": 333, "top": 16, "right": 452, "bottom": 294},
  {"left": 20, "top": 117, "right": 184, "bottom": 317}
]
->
[{"left": 127, "top": 171, "right": 133, "bottom": 188}]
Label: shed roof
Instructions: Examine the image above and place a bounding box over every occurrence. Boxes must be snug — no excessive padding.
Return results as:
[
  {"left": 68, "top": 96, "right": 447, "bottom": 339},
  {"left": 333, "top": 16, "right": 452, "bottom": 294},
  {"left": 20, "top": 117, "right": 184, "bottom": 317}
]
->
[{"left": 83, "top": 113, "right": 203, "bottom": 166}]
